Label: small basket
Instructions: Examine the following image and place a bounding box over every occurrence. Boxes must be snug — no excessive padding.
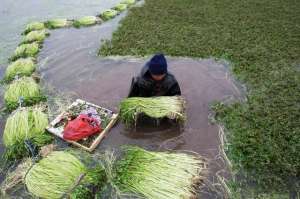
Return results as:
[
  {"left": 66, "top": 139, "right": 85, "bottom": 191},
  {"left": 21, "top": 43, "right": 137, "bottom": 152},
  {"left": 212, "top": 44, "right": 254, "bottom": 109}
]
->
[{"left": 46, "top": 99, "right": 118, "bottom": 152}]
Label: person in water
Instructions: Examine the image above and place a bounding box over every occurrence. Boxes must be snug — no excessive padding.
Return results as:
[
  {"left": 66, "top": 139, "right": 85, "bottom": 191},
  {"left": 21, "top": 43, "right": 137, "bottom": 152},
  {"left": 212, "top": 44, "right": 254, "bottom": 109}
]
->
[{"left": 128, "top": 53, "right": 181, "bottom": 97}]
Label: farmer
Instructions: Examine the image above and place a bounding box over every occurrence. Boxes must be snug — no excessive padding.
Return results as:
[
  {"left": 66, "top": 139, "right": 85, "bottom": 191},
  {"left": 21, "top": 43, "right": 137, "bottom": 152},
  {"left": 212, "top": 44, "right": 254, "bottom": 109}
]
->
[{"left": 128, "top": 53, "right": 181, "bottom": 97}]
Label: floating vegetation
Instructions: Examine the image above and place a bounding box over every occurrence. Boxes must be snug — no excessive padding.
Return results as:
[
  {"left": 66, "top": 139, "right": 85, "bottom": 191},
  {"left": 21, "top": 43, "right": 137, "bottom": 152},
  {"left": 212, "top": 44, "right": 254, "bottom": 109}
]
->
[
  {"left": 21, "top": 30, "right": 49, "bottom": 44},
  {"left": 4, "top": 58, "right": 36, "bottom": 82},
  {"left": 10, "top": 42, "right": 39, "bottom": 61},
  {"left": 121, "top": 0, "right": 136, "bottom": 5},
  {"left": 44, "top": 18, "right": 72, "bottom": 29},
  {"left": 23, "top": 22, "right": 45, "bottom": 35},
  {"left": 119, "top": 96, "right": 186, "bottom": 126},
  {"left": 114, "top": 3, "right": 128, "bottom": 12},
  {"left": 4, "top": 77, "right": 46, "bottom": 111},
  {"left": 25, "top": 151, "right": 106, "bottom": 199},
  {"left": 114, "top": 146, "right": 205, "bottom": 199},
  {"left": 73, "top": 16, "right": 100, "bottom": 28},
  {"left": 100, "top": 9, "right": 118, "bottom": 21}
]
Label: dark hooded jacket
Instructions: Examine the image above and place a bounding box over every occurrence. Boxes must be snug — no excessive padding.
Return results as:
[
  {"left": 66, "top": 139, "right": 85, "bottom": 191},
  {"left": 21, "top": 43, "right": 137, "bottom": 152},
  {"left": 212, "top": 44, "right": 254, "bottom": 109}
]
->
[{"left": 128, "top": 63, "right": 181, "bottom": 97}]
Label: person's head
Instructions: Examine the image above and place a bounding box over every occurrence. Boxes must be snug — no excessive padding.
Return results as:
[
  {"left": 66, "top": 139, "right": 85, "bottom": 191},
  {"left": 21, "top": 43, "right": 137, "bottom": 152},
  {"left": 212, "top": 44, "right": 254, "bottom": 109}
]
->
[{"left": 148, "top": 53, "right": 167, "bottom": 81}]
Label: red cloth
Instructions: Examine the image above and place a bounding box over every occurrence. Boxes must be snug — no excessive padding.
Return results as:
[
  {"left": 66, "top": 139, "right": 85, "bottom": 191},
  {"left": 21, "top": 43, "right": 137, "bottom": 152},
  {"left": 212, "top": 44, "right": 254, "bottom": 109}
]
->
[{"left": 63, "top": 114, "right": 101, "bottom": 141}]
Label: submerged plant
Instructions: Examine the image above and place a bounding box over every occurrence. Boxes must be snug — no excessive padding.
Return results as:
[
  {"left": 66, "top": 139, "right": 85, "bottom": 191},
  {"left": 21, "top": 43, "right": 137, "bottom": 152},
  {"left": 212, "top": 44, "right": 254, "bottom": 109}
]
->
[
  {"left": 23, "top": 22, "right": 45, "bottom": 35},
  {"left": 21, "top": 30, "right": 49, "bottom": 44},
  {"left": 114, "top": 3, "right": 128, "bottom": 12},
  {"left": 73, "top": 16, "right": 99, "bottom": 28},
  {"left": 4, "top": 58, "right": 36, "bottom": 82},
  {"left": 113, "top": 146, "right": 205, "bottom": 199},
  {"left": 100, "top": 9, "right": 118, "bottom": 21},
  {"left": 10, "top": 42, "right": 39, "bottom": 61},
  {"left": 25, "top": 151, "right": 106, "bottom": 199},
  {"left": 4, "top": 77, "right": 46, "bottom": 110},
  {"left": 119, "top": 96, "right": 186, "bottom": 126},
  {"left": 45, "top": 19, "right": 71, "bottom": 29}
]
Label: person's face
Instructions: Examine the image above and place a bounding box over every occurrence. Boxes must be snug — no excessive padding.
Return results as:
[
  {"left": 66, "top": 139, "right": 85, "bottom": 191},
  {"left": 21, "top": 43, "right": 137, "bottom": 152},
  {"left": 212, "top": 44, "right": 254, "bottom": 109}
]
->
[{"left": 151, "top": 74, "right": 166, "bottom": 81}]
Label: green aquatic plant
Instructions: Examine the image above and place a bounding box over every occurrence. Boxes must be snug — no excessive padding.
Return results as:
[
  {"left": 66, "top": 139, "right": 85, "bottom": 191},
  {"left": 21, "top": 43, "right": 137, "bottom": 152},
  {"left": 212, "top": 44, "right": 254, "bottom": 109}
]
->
[
  {"left": 73, "top": 16, "right": 99, "bottom": 28},
  {"left": 4, "top": 77, "right": 46, "bottom": 110},
  {"left": 45, "top": 19, "right": 71, "bottom": 29},
  {"left": 4, "top": 58, "right": 36, "bottom": 82},
  {"left": 11, "top": 42, "right": 39, "bottom": 61},
  {"left": 21, "top": 30, "right": 49, "bottom": 44},
  {"left": 114, "top": 146, "right": 205, "bottom": 199},
  {"left": 119, "top": 96, "right": 186, "bottom": 126},
  {"left": 25, "top": 151, "right": 106, "bottom": 199},
  {"left": 23, "top": 22, "right": 45, "bottom": 35},
  {"left": 100, "top": 9, "right": 118, "bottom": 21},
  {"left": 114, "top": 3, "right": 128, "bottom": 12}
]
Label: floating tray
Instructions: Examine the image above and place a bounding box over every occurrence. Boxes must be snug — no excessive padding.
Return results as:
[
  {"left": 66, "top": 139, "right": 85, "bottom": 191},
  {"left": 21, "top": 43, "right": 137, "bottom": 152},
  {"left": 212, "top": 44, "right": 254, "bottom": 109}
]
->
[{"left": 47, "top": 99, "right": 118, "bottom": 152}]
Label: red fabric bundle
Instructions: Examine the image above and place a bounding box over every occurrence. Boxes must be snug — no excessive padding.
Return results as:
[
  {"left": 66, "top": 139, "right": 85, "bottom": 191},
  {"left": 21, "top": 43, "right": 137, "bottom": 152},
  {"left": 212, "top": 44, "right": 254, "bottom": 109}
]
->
[{"left": 63, "top": 114, "right": 101, "bottom": 141}]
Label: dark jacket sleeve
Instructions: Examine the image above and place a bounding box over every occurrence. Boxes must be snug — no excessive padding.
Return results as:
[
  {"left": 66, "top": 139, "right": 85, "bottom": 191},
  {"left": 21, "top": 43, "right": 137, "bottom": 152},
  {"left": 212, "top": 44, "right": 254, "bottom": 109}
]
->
[
  {"left": 128, "top": 77, "right": 140, "bottom": 97},
  {"left": 167, "top": 81, "right": 181, "bottom": 96}
]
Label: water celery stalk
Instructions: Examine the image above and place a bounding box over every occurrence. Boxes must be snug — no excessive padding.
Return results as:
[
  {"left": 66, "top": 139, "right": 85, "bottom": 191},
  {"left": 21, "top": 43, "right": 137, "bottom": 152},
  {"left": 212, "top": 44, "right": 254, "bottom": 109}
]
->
[
  {"left": 4, "top": 58, "right": 36, "bottom": 82},
  {"left": 11, "top": 42, "right": 40, "bottom": 61},
  {"left": 119, "top": 96, "right": 186, "bottom": 126},
  {"left": 4, "top": 77, "right": 45, "bottom": 110},
  {"left": 114, "top": 146, "right": 205, "bottom": 199},
  {"left": 100, "top": 9, "right": 118, "bottom": 21},
  {"left": 25, "top": 151, "right": 106, "bottom": 199},
  {"left": 114, "top": 3, "right": 128, "bottom": 12},
  {"left": 73, "top": 16, "right": 99, "bottom": 28},
  {"left": 45, "top": 18, "right": 72, "bottom": 29},
  {"left": 21, "top": 29, "right": 49, "bottom": 44},
  {"left": 23, "top": 22, "right": 45, "bottom": 35}
]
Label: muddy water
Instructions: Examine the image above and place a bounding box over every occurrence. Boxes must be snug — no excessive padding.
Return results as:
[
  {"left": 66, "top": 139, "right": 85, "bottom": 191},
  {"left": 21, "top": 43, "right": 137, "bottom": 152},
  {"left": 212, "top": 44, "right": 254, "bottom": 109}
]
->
[
  {"left": 0, "top": 0, "right": 123, "bottom": 66},
  {"left": 36, "top": 13, "right": 244, "bottom": 198}
]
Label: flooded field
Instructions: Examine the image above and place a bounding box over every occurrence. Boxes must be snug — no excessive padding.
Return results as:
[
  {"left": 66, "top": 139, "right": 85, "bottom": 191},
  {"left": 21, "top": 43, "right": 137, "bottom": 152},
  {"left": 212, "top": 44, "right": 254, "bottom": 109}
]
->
[{"left": 0, "top": 2, "right": 245, "bottom": 198}]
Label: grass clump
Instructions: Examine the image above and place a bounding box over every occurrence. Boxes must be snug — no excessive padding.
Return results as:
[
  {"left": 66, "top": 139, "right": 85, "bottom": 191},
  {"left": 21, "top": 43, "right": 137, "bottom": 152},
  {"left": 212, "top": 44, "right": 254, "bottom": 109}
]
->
[
  {"left": 100, "top": 9, "right": 118, "bottom": 21},
  {"left": 10, "top": 42, "right": 39, "bottom": 61},
  {"left": 113, "top": 146, "right": 205, "bottom": 199},
  {"left": 73, "top": 16, "right": 99, "bottom": 28},
  {"left": 99, "top": 0, "right": 300, "bottom": 195},
  {"left": 4, "top": 77, "right": 46, "bottom": 111},
  {"left": 21, "top": 30, "right": 49, "bottom": 44},
  {"left": 119, "top": 96, "right": 185, "bottom": 127},
  {"left": 23, "top": 22, "right": 45, "bottom": 35},
  {"left": 25, "top": 151, "right": 106, "bottom": 199},
  {"left": 44, "top": 19, "right": 71, "bottom": 29},
  {"left": 4, "top": 58, "right": 36, "bottom": 82}
]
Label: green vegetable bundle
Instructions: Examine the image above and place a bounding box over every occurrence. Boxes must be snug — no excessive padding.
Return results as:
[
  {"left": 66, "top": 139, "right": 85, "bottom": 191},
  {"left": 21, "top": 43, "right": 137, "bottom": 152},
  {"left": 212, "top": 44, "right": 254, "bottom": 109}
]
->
[
  {"left": 2, "top": 106, "right": 52, "bottom": 161},
  {"left": 45, "top": 19, "right": 71, "bottom": 29},
  {"left": 4, "top": 77, "right": 46, "bottom": 111},
  {"left": 73, "top": 16, "right": 99, "bottom": 28},
  {"left": 22, "top": 30, "right": 49, "bottom": 44},
  {"left": 114, "top": 3, "right": 128, "bottom": 12},
  {"left": 23, "top": 22, "right": 45, "bottom": 35},
  {"left": 25, "top": 151, "right": 106, "bottom": 199},
  {"left": 121, "top": 0, "right": 136, "bottom": 5},
  {"left": 120, "top": 96, "right": 186, "bottom": 126},
  {"left": 4, "top": 58, "right": 36, "bottom": 82},
  {"left": 3, "top": 106, "right": 48, "bottom": 147},
  {"left": 11, "top": 42, "right": 39, "bottom": 61},
  {"left": 114, "top": 146, "right": 205, "bottom": 199},
  {"left": 100, "top": 9, "right": 118, "bottom": 21}
]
